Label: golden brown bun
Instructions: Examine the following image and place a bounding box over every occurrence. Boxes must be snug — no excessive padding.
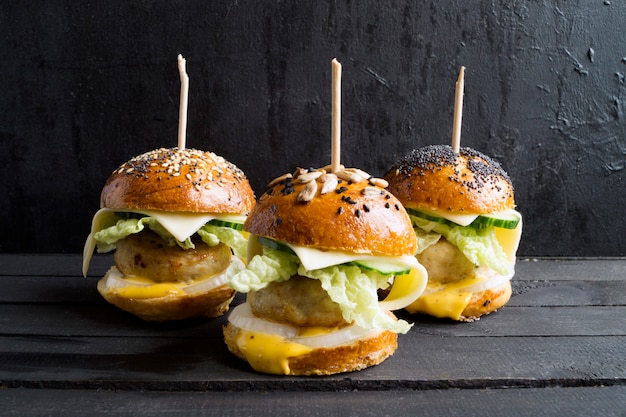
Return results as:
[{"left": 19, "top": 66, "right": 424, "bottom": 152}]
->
[
  {"left": 100, "top": 147, "right": 255, "bottom": 214},
  {"left": 245, "top": 167, "right": 416, "bottom": 256},
  {"left": 223, "top": 321, "right": 397, "bottom": 376},
  {"left": 384, "top": 145, "right": 514, "bottom": 214},
  {"left": 97, "top": 267, "right": 236, "bottom": 321},
  {"left": 460, "top": 280, "right": 512, "bottom": 321}
]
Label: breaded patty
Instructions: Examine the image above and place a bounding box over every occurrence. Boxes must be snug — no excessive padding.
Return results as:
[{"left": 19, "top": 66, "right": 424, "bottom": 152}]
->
[
  {"left": 247, "top": 275, "right": 347, "bottom": 327},
  {"left": 416, "top": 238, "right": 478, "bottom": 284},
  {"left": 114, "top": 230, "right": 232, "bottom": 283}
]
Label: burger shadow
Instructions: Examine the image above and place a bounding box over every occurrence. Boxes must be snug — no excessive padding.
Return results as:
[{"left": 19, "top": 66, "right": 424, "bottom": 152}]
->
[{"left": 66, "top": 290, "right": 249, "bottom": 375}]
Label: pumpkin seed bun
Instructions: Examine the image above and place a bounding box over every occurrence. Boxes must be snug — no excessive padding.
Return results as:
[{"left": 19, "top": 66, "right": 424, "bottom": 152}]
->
[{"left": 244, "top": 166, "right": 417, "bottom": 256}]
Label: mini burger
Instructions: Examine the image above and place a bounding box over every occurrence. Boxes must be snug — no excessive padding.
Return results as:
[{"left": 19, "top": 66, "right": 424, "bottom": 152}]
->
[
  {"left": 384, "top": 145, "right": 522, "bottom": 322},
  {"left": 223, "top": 166, "right": 428, "bottom": 376},
  {"left": 82, "top": 147, "right": 255, "bottom": 321}
]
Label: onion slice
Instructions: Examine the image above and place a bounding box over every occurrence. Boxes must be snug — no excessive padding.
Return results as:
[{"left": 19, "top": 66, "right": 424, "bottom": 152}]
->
[
  {"left": 228, "top": 303, "right": 381, "bottom": 348},
  {"left": 458, "top": 274, "right": 512, "bottom": 293},
  {"left": 454, "top": 268, "right": 513, "bottom": 294},
  {"left": 101, "top": 257, "right": 245, "bottom": 296}
]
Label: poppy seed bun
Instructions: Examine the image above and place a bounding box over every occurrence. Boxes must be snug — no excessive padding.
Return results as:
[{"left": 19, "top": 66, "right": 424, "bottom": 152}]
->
[
  {"left": 101, "top": 147, "right": 255, "bottom": 214},
  {"left": 245, "top": 168, "right": 416, "bottom": 256},
  {"left": 383, "top": 145, "right": 514, "bottom": 214}
]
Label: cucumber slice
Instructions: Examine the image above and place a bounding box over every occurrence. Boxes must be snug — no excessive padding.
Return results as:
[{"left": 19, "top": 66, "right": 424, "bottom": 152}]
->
[
  {"left": 257, "top": 236, "right": 296, "bottom": 254},
  {"left": 208, "top": 219, "right": 244, "bottom": 231},
  {"left": 406, "top": 207, "right": 520, "bottom": 230},
  {"left": 472, "top": 211, "right": 520, "bottom": 229},
  {"left": 349, "top": 260, "right": 411, "bottom": 276}
]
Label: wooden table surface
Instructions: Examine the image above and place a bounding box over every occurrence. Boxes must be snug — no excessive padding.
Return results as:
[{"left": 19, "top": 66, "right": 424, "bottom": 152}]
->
[{"left": 1, "top": 254, "right": 625, "bottom": 416}]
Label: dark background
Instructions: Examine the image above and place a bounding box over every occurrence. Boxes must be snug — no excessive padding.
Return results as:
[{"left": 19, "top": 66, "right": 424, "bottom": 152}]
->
[{"left": 1, "top": 1, "right": 625, "bottom": 257}]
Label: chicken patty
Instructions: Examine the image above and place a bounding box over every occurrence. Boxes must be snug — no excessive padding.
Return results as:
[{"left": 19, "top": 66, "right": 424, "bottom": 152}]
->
[
  {"left": 114, "top": 230, "right": 232, "bottom": 283},
  {"left": 248, "top": 275, "right": 347, "bottom": 327},
  {"left": 416, "top": 238, "right": 478, "bottom": 284}
]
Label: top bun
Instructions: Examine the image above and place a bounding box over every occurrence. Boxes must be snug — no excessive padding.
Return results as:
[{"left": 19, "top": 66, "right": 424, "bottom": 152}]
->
[
  {"left": 245, "top": 167, "right": 417, "bottom": 256},
  {"left": 100, "top": 147, "right": 255, "bottom": 214},
  {"left": 384, "top": 145, "right": 514, "bottom": 214}
]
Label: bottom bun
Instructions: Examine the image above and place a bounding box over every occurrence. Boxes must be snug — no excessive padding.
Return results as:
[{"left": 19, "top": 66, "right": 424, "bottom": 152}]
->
[
  {"left": 97, "top": 267, "right": 236, "bottom": 321},
  {"left": 460, "top": 280, "right": 512, "bottom": 321},
  {"left": 223, "top": 321, "right": 398, "bottom": 376}
]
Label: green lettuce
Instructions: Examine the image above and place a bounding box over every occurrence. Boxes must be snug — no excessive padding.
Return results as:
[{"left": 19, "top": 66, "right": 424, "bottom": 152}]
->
[
  {"left": 413, "top": 227, "right": 442, "bottom": 254},
  {"left": 197, "top": 224, "right": 248, "bottom": 259},
  {"left": 228, "top": 248, "right": 299, "bottom": 292},
  {"left": 228, "top": 247, "right": 412, "bottom": 334},
  {"left": 411, "top": 216, "right": 511, "bottom": 276},
  {"left": 93, "top": 215, "right": 247, "bottom": 258}
]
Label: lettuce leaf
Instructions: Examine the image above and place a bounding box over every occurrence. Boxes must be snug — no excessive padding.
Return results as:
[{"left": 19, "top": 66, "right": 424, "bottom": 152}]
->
[
  {"left": 93, "top": 215, "right": 247, "bottom": 257},
  {"left": 299, "top": 264, "right": 412, "bottom": 334},
  {"left": 228, "top": 247, "right": 412, "bottom": 334},
  {"left": 413, "top": 227, "right": 441, "bottom": 254},
  {"left": 228, "top": 248, "right": 299, "bottom": 292},
  {"left": 197, "top": 224, "right": 248, "bottom": 259},
  {"left": 411, "top": 216, "right": 511, "bottom": 276}
]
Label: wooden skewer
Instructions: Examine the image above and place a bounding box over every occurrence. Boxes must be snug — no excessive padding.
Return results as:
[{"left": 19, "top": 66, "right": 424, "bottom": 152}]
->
[
  {"left": 451, "top": 66, "right": 465, "bottom": 153},
  {"left": 177, "top": 54, "right": 189, "bottom": 150},
  {"left": 331, "top": 58, "right": 342, "bottom": 173}
]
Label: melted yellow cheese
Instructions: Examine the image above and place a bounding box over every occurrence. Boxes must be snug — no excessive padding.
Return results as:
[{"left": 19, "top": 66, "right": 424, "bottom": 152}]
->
[
  {"left": 406, "top": 288, "right": 473, "bottom": 320},
  {"left": 296, "top": 326, "right": 337, "bottom": 338},
  {"left": 405, "top": 275, "right": 501, "bottom": 320},
  {"left": 235, "top": 329, "right": 312, "bottom": 375},
  {"left": 116, "top": 282, "right": 182, "bottom": 299}
]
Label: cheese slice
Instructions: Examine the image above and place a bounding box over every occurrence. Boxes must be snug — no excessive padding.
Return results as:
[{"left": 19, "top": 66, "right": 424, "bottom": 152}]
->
[
  {"left": 496, "top": 215, "right": 523, "bottom": 264},
  {"left": 288, "top": 243, "right": 421, "bottom": 272},
  {"left": 82, "top": 208, "right": 247, "bottom": 276}
]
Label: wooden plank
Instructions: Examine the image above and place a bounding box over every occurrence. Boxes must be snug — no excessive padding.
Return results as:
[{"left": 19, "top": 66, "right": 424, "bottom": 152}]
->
[
  {"left": 1, "top": 386, "right": 626, "bottom": 417},
  {"left": 515, "top": 258, "right": 626, "bottom": 282},
  {"left": 509, "top": 280, "right": 626, "bottom": 306},
  {"left": 1, "top": 302, "right": 624, "bottom": 337},
  {"left": 1, "top": 335, "right": 624, "bottom": 390},
  {"left": 0, "top": 254, "right": 112, "bottom": 277}
]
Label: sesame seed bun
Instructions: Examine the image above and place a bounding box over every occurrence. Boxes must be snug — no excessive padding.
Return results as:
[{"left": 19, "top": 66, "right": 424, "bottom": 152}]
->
[
  {"left": 245, "top": 168, "right": 416, "bottom": 256},
  {"left": 87, "top": 147, "right": 255, "bottom": 322},
  {"left": 383, "top": 145, "right": 514, "bottom": 214},
  {"left": 101, "top": 147, "right": 255, "bottom": 214}
]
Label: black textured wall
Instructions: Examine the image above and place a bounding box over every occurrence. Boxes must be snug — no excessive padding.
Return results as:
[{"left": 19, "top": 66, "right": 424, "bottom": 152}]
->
[{"left": 1, "top": 1, "right": 625, "bottom": 256}]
